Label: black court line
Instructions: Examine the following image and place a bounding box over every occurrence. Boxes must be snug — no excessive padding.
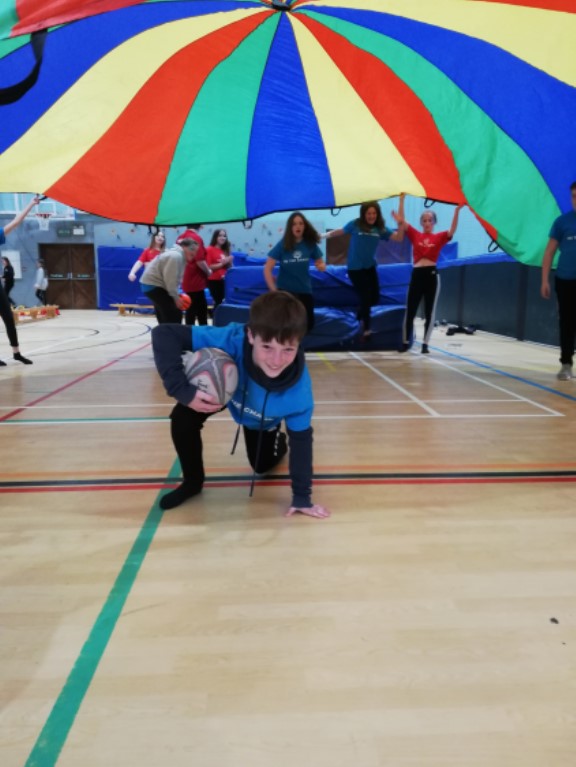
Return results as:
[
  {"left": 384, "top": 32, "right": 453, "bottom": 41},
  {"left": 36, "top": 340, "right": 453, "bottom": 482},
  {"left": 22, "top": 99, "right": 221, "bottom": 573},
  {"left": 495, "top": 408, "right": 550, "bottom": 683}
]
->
[{"left": 2, "top": 469, "right": 576, "bottom": 493}]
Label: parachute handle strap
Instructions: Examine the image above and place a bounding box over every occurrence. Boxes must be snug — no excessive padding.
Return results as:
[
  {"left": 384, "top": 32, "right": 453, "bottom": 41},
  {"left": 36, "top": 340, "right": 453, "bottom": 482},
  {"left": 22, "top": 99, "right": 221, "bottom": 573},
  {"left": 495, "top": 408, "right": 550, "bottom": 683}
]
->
[
  {"left": 488, "top": 239, "right": 500, "bottom": 253},
  {"left": 0, "top": 30, "right": 47, "bottom": 105}
]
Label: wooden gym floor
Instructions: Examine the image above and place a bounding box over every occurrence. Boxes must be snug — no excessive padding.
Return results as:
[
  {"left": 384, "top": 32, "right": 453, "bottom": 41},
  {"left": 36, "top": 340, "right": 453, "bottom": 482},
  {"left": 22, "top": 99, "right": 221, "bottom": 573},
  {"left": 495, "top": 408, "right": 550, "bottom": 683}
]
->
[{"left": 1, "top": 311, "right": 575, "bottom": 767}]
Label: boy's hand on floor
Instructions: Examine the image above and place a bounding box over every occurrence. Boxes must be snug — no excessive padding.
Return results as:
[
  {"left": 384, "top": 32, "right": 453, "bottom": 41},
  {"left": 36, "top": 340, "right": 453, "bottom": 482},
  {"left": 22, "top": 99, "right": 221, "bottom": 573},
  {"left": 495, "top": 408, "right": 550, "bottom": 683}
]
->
[{"left": 285, "top": 504, "right": 331, "bottom": 519}]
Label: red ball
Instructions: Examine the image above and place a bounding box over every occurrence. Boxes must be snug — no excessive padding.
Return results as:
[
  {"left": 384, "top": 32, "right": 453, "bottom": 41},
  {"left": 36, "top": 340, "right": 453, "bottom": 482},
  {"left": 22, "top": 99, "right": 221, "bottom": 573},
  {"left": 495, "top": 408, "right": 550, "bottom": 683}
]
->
[{"left": 179, "top": 293, "right": 191, "bottom": 310}]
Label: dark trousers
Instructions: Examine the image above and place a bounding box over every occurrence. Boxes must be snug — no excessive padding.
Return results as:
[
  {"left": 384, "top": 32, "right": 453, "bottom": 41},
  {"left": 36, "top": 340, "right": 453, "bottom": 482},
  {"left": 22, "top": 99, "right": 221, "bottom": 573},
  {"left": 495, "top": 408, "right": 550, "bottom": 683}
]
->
[
  {"left": 208, "top": 280, "right": 225, "bottom": 309},
  {"left": 185, "top": 290, "right": 208, "bottom": 326},
  {"left": 4, "top": 282, "right": 15, "bottom": 307},
  {"left": 0, "top": 281, "right": 19, "bottom": 347},
  {"left": 348, "top": 266, "right": 379, "bottom": 331},
  {"left": 146, "top": 287, "right": 182, "bottom": 324},
  {"left": 170, "top": 403, "right": 287, "bottom": 486},
  {"left": 288, "top": 291, "right": 315, "bottom": 332},
  {"left": 555, "top": 276, "right": 576, "bottom": 365},
  {"left": 403, "top": 266, "right": 440, "bottom": 345},
  {"left": 35, "top": 288, "right": 47, "bottom": 306}
]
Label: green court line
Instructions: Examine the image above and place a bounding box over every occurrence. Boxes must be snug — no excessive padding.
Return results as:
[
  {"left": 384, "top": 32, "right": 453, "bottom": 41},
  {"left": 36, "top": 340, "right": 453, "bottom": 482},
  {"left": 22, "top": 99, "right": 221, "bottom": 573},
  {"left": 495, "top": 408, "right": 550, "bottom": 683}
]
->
[{"left": 24, "top": 460, "right": 179, "bottom": 767}]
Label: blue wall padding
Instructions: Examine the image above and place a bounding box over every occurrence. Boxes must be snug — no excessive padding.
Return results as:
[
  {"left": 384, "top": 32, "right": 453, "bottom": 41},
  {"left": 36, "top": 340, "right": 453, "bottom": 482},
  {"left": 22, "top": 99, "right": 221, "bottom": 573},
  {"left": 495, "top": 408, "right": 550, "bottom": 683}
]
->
[
  {"left": 216, "top": 263, "right": 414, "bottom": 351},
  {"left": 375, "top": 237, "right": 413, "bottom": 264},
  {"left": 97, "top": 246, "right": 214, "bottom": 309},
  {"left": 213, "top": 303, "right": 409, "bottom": 351},
  {"left": 97, "top": 246, "right": 151, "bottom": 309},
  {"left": 436, "top": 242, "right": 458, "bottom": 263},
  {"left": 438, "top": 251, "right": 514, "bottom": 269},
  {"left": 230, "top": 253, "right": 267, "bottom": 267},
  {"left": 224, "top": 264, "right": 413, "bottom": 309},
  {"left": 224, "top": 266, "right": 269, "bottom": 306},
  {"left": 438, "top": 253, "right": 518, "bottom": 269}
]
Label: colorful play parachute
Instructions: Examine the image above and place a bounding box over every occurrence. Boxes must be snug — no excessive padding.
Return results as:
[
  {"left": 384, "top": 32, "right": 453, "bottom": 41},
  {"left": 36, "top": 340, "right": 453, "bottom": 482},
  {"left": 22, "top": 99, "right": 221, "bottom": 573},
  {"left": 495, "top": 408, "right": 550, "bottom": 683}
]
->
[{"left": 0, "top": 1, "right": 575, "bottom": 265}]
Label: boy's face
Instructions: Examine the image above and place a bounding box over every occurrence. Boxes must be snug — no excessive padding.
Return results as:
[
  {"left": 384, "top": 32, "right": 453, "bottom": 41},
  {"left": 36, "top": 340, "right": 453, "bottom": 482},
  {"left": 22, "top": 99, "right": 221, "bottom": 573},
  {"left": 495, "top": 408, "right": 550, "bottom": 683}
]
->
[{"left": 247, "top": 330, "right": 299, "bottom": 378}]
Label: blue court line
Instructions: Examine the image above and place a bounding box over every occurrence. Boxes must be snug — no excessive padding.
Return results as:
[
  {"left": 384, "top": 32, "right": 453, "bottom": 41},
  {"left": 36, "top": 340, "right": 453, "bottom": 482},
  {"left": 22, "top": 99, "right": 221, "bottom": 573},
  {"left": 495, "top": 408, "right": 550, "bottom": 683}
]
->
[
  {"left": 430, "top": 344, "right": 576, "bottom": 404},
  {"left": 23, "top": 461, "right": 179, "bottom": 767}
]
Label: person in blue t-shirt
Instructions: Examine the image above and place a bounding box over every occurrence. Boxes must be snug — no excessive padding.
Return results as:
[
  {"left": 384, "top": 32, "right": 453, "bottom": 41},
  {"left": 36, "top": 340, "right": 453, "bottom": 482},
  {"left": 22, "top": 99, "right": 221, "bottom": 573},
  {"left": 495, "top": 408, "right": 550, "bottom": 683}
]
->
[
  {"left": 264, "top": 212, "right": 326, "bottom": 332},
  {"left": 152, "top": 290, "right": 330, "bottom": 519},
  {"left": 0, "top": 195, "right": 40, "bottom": 366},
  {"left": 541, "top": 181, "right": 576, "bottom": 380},
  {"left": 321, "top": 200, "right": 404, "bottom": 337}
]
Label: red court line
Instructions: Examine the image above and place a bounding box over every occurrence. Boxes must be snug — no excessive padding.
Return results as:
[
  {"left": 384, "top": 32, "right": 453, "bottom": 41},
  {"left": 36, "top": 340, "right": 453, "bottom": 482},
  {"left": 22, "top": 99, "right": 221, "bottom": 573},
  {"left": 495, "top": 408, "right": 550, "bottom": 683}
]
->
[
  {"left": 0, "top": 341, "right": 151, "bottom": 423},
  {"left": 3, "top": 475, "right": 576, "bottom": 494}
]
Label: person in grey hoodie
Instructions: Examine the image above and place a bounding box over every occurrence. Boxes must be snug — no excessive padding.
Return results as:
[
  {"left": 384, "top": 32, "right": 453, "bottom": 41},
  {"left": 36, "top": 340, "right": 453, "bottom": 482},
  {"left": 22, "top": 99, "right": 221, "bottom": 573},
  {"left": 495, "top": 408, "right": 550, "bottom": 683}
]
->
[{"left": 140, "top": 238, "right": 198, "bottom": 323}]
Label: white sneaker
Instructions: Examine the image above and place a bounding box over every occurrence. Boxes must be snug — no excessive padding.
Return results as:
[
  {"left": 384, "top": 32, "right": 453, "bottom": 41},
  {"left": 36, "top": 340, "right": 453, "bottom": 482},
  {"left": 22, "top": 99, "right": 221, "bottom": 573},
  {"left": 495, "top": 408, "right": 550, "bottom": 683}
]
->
[{"left": 557, "top": 364, "right": 573, "bottom": 381}]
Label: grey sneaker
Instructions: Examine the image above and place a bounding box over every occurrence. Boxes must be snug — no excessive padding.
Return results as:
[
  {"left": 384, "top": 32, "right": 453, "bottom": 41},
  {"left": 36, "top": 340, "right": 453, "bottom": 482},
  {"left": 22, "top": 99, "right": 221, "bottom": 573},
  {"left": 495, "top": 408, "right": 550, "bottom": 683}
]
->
[{"left": 557, "top": 364, "right": 573, "bottom": 381}]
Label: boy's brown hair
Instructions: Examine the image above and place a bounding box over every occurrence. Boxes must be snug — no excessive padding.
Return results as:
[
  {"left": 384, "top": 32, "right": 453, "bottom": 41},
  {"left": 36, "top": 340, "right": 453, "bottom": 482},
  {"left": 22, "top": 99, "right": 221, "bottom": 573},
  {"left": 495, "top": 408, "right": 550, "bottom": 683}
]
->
[{"left": 248, "top": 291, "right": 307, "bottom": 344}]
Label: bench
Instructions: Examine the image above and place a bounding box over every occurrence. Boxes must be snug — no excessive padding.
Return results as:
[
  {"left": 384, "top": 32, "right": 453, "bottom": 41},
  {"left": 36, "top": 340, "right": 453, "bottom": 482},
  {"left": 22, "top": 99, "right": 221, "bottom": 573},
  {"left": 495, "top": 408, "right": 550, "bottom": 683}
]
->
[
  {"left": 110, "top": 303, "right": 155, "bottom": 316},
  {"left": 12, "top": 305, "right": 59, "bottom": 323}
]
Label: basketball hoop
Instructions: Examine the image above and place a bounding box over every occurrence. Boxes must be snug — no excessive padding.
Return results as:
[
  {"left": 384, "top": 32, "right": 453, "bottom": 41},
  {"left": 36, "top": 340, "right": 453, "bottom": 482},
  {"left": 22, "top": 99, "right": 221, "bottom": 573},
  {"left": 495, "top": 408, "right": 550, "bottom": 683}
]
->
[{"left": 35, "top": 212, "right": 52, "bottom": 231}]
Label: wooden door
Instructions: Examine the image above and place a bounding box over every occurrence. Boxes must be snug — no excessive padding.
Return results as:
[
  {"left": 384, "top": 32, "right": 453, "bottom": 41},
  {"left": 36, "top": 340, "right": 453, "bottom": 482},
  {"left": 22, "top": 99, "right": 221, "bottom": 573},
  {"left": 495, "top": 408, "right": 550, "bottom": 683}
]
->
[
  {"left": 40, "top": 244, "right": 97, "bottom": 309},
  {"left": 326, "top": 232, "right": 351, "bottom": 265}
]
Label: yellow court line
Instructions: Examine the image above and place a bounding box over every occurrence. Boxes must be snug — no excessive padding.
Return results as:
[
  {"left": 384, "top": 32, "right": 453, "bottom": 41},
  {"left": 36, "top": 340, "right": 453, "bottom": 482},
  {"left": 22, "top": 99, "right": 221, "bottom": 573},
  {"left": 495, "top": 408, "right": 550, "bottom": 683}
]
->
[{"left": 315, "top": 351, "right": 336, "bottom": 371}]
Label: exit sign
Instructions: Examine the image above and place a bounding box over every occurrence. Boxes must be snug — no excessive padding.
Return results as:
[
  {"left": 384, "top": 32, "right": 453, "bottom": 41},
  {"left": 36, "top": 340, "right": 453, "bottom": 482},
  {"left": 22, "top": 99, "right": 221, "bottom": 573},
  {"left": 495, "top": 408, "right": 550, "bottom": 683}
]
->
[{"left": 57, "top": 224, "right": 86, "bottom": 237}]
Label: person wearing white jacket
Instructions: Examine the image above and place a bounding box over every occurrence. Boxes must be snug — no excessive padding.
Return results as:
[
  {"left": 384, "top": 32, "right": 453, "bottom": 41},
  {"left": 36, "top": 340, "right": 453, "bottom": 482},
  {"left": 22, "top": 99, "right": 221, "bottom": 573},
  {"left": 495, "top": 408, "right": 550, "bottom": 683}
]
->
[{"left": 34, "top": 258, "right": 48, "bottom": 305}]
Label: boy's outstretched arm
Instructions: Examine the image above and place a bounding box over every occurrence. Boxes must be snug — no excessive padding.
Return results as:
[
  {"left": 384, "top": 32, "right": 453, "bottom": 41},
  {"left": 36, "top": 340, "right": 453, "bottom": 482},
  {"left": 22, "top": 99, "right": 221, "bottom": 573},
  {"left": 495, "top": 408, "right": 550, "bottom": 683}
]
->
[
  {"left": 152, "top": 324, "right": 221, "bottom": 412},
  {"left": 151, "top": 324, "right": 197, "bottom": 405},
  {"left": 285, "top": 427, "right": 330, "bottom": 519}
]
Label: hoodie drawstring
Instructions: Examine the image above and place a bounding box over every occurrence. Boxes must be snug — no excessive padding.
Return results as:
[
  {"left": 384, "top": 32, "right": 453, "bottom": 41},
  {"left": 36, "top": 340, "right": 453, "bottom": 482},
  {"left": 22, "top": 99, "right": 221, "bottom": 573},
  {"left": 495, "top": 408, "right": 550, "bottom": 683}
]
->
[
  {"left": 249, "top": 390, "right": 270, "bottom": 497},
  {"left": 230, "top": 384, "right": 248, "bottom": 456}
]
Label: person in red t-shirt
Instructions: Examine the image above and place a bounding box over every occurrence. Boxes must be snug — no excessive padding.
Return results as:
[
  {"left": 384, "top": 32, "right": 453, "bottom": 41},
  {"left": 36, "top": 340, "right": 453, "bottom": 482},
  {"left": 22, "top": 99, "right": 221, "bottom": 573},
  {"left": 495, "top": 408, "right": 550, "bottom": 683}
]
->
[
  {"left": 401, "top": 200, "right": 463, "bottom": 353},
  {"left": 128, "top": 231, "right": 166, "bottom": 281},
  {"left": 206, "top": 229, "right": 233, "bottom": 311},
  {"left": 177, "top": 224, "right": 210, "bottom": 325}
]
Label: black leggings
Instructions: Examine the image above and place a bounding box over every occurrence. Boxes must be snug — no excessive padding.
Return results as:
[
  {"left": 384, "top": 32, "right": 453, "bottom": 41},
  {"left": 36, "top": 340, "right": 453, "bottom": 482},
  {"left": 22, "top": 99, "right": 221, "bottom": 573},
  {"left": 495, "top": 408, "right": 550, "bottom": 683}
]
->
[
  {"left": 555, "top": 276, "right": 576, "bottom": 365},
  {"left": 403, "top": 266, "right": 440, "bottom": 345},
  {"left": 169, "top": 403, "right": 287, "bottom": 486},
  {"left": 185, "top": 290, "right": 208, "bottom": 326},
  {"left": 0, "top": 280, "right": 19, "bottom": 347},
  {"left": 208, "top": 280, "right": 225, "bottom": 309},
  {"left": 4, "top": 281, "right": 15, "bottom": 307},
  {"left": 402, "top": 266, "right": 440, "bottom": 345},
  {"left": 35, "top": 288, "right": 47, "bottom": 306},
  {"left": 402, "top": 266, "right": 440, "bottom": 344},
  {"left": 145, "top": 287, "right": 183, "bottom": 324},
  {"left": 348, "top": 266, "right": 379, "bottom": 331}
]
